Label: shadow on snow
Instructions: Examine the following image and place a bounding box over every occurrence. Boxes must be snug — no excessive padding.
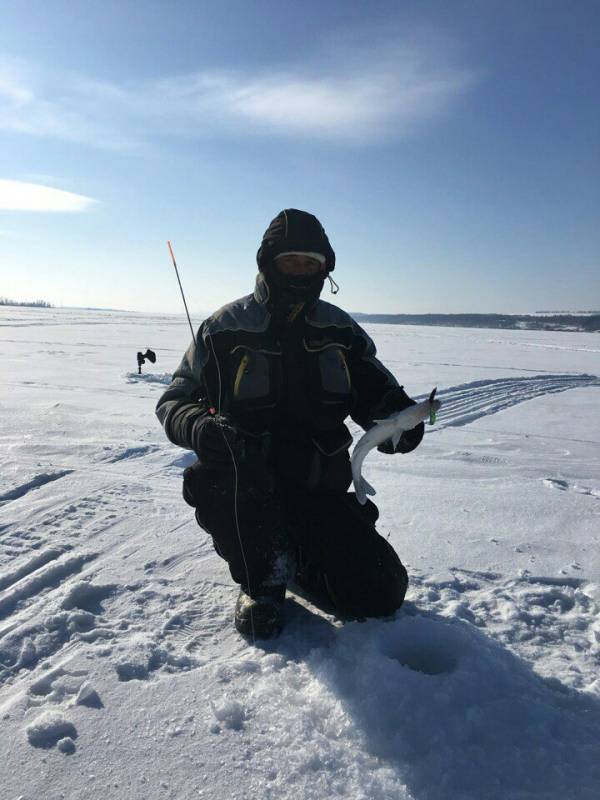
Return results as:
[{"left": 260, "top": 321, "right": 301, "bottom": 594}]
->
[{"left": 259, "top": 594, "right": 600, "bottom": 800}]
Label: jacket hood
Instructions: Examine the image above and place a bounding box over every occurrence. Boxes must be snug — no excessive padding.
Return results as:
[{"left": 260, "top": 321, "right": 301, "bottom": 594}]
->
[
  {"left": 254, "top": 272, "right": 270, "bottom": 305},
  {"left": 256, "top": 209, "right": 336, "bottom": 273}
]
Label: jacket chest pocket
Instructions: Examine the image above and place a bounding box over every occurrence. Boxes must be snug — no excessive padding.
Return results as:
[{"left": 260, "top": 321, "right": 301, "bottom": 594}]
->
[
  {"left": 230, "top": 346, "right": 281, "bottom": 408},
  {"left": 305, "top": 342, "right": 352, "bottom": 402}
]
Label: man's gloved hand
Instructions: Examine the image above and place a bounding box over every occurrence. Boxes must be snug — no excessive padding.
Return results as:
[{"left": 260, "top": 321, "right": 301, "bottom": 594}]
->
[
  {"left": 377, "top": 422, "right": 424, "bottom": 455},
  {"left": 192, "top": 413, "right": 242, "bottom": 466}
]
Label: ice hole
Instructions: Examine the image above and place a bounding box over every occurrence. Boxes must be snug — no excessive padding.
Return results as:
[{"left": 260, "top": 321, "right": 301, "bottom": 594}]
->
[
  {"left": 380, "top": 618, "right": 467, "bottom": 676},
  {"left": 391, "top": 642, "right": 458, "bottom": 675}
]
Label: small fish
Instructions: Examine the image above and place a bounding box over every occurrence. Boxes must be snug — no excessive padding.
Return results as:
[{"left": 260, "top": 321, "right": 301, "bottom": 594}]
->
[{"left": 351, "top": 388, "right": 442, "bottom": 505}]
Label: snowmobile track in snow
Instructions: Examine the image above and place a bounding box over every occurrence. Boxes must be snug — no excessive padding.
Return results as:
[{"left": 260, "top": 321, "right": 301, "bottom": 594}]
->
[
  {"left": 430, "top": 373, "right": 599, "bottom": 428},
  {"left": 0, "top": 470, "right": 74, "bottom": 505},
  {"left": 0, "top": 552, "right": 98, "bottom": 621}
]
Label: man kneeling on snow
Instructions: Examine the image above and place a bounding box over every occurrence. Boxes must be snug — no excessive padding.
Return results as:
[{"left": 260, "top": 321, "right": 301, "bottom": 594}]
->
[{"left": 156, "top": 209, "right": 423, "bottom": 638}]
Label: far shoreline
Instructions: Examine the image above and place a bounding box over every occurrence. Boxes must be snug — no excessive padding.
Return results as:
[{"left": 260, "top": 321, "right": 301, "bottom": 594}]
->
[{"left": 3, "top": 303, "right": 598, "bottom": 333}]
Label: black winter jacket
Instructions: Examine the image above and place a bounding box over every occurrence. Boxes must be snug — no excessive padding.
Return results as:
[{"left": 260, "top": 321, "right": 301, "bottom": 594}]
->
[{"left": 156, "top": 273, "right": 415, "bottom": 492}]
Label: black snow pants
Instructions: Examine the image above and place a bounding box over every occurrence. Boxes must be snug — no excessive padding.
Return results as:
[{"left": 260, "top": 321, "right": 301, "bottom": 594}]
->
[{"left": 183, "top": 456, "right": 408, "bottom": 619}]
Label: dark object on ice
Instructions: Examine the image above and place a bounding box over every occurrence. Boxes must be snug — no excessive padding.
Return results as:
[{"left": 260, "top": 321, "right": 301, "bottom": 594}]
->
[
  {"left": 234, "top": 584, "right": 286, "bottom": 639},
  {"left": 137, "top": 348, "right": 156, "bottom": 374}
]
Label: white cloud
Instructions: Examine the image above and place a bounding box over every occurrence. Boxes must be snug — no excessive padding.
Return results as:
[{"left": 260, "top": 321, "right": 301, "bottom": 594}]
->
[
  {"left": 0, "top": 36, "right": 479, "bottom": 148},
  {"left": 0, "top": 179, "right": 96, "bottom": 212}
]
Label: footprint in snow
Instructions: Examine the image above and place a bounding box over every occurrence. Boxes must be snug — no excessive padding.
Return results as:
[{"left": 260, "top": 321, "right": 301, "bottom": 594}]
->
[
  {"left": 26, "top": 710, "right": 77, "bottom": 750},
  {"left": 62, "top": 580, "right": 117, "bottom": 614}
]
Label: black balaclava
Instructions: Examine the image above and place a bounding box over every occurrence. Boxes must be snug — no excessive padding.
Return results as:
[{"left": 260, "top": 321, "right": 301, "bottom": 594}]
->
[{"left": 256, "top": 209, "right": 335, "bottom": 320}]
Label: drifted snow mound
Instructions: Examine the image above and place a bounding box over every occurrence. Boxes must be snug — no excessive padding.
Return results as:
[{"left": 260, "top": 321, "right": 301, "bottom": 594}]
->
[
  {"left": 229, "top": 611, "right": 600, "bottom": 800},
  {"left": 125, "top": 371, "right": 172, "bottom": 385}
]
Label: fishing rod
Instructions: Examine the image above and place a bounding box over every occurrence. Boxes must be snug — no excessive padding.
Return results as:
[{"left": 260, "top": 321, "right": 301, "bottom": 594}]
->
[
  {"left": 165, "top": 241, "right": 256, "bottom": 642},
  {"left": 167, "top": 240, "right": 197, "bottom": 347}
]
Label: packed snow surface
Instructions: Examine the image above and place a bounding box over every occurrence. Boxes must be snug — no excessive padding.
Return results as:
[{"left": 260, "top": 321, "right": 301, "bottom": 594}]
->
[{"left": 1, "top": 306, "right": 599, "bottom": 799}]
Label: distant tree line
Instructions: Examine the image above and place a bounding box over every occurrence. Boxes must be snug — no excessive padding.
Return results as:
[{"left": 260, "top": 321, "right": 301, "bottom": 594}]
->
[
  {"left": 352, "top": 312, "right": 600, "bottom": 333},
  {"left": 536, "top": 310, "right": 600, "bottom": 315},
  {"left": 0, "top": 297, "right": 53, "bottom": 308}
]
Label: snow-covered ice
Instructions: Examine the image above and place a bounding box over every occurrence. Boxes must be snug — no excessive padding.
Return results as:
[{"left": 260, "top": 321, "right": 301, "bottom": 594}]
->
[{"left": 1, "top": 306, "right": 599, "bottom": 799}]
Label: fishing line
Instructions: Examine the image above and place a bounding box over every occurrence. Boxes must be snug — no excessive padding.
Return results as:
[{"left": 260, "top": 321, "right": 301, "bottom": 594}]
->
[
  {"left": 206, "top": 333, "right": 256, "bottom": 643},
  {"left": 167, "top": 241, "right": 256, "bottom": 643}
]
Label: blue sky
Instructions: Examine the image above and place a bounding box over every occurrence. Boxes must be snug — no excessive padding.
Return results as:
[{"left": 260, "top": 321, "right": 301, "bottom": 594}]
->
[{"left": 0, "top": 0, "right": 598, "bottom": 314}]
